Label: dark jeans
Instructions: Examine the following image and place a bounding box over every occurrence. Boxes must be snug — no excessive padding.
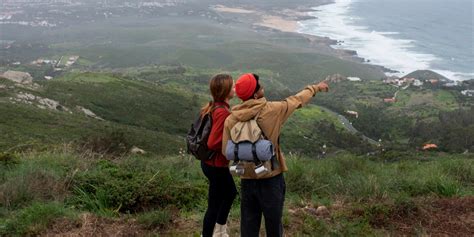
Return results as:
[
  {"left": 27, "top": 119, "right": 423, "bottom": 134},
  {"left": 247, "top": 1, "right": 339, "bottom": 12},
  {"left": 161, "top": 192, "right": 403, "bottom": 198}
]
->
[
  {"left": 241, "top": 173, "right": 286, "bottom": 237},
  {"left": 201, "top": 162, "right": 238, "bottom": 237}
]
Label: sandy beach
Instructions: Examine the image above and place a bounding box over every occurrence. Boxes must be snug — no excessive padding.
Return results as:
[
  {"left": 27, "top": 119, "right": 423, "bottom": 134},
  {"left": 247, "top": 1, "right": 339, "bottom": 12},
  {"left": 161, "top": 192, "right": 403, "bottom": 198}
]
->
[
  {"left": 255, "top": 15, "right": 299, "bottom": 32},
  {"left": 212, "top": 5, "right": 255, "bottom": 14},
  {"left": 212, "top": 5, "right": 306, "bottom": 33},
  {"left": 210, "top": 3, "right": 368, "bottom": 63}
]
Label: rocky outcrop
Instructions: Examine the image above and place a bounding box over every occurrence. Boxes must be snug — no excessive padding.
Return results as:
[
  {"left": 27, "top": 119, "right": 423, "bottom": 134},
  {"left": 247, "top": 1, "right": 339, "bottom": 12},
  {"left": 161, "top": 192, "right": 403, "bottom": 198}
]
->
[
  {"left": 13, "top": 92, "right": 70, "bottom": 112},
  {"left": 315, "top": 206, "right": 330, "bottom": 217},
  {"left": 130, "top": 146, "right": 146, "bottom": 155},
  {"left": 10, "top": 91, "right": 105, "bottom": 121},
  {"left": 76, "top": 106, "right": 104, "bottom": 121},
  {"left": 2, "top": 71, "right": 33, "bottom": 84},
  {"left": 324, "top": 73, "right": 345, "bottom": 83}
]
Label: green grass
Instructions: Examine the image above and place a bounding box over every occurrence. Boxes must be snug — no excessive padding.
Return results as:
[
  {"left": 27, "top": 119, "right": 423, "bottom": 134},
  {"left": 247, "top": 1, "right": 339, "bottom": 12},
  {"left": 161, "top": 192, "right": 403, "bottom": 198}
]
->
[
  {"left": 58, "top": 72, "right": 118, "bottom": 83},
  {"left": 2, "top": 68, "right": 471, "bottom": 155},
  {"left": 0, "top": 149, "right": 472, "bottom": 236},
  {"left": 282, "top": 105, "right": 374, "bottom": 155},
  {"left": 0, "top": 202, "right": 77, "bottom": 236},
  {"left": 40, "top": 72, "right": 200, "bottom": 135},
  {"left": 1, "top": 70, "right": 364, "bottom": 156},
  {"left": 285, "top": 154, "right": 474, "bottom": 201},
  {"left": 137, "top": 208, "right": 173, "bottom": 229},
  {"left": 0, "top": 102, "right": 184, "bottom": 154}
]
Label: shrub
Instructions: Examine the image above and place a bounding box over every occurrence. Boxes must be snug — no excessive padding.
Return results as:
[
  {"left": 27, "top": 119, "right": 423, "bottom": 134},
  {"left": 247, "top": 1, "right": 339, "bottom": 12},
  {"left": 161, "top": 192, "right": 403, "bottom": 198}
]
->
[
  {"left": 0, "top": 152, "right": 74, "bottom": 208},
  {"left": 0, "top": 152, "right": 19, "bottom": 167},
  {"left": 0, "top": 202, "right": 76, "bottom": 236},
  {"left": 77, "top": 130, "right": 131, "bottom": 157},
  {"left": 70, "top": 185, "right": 119, "bottom": 217},
  {"left": 71, "top": 158, "right": 207, "bottom": 214},
  {"left": 440, "top": 158, "right": 474, "bottom": 185},
  {"left": 137, "top": 208, "right": 173, "bottom": 229}
]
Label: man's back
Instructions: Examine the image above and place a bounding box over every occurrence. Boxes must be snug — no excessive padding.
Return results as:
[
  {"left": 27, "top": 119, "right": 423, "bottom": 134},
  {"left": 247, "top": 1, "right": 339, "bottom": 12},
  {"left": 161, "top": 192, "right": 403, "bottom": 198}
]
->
[{"left": 222, "top": 84, "right": 322, "bottom": 179}]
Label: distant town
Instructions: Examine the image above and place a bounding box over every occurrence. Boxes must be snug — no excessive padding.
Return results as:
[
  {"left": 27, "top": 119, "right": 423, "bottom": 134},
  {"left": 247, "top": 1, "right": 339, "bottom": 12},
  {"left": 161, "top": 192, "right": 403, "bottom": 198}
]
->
[{"left": 1, "top": 0, "right": 202, "bottom": 29}]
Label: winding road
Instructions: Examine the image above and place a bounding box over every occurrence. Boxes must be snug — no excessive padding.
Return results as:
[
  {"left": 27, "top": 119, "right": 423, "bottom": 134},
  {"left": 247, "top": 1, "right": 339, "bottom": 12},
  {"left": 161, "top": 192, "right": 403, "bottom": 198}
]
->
[{"left": 319, "top": 106, "right": 379, "bottom": 145}]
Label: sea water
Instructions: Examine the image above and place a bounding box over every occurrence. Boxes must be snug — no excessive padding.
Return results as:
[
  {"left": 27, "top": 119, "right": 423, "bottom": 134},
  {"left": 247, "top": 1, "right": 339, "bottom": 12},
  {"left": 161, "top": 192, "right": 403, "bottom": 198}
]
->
[{"left": 298, "top": 0, "right": 474, "bottom": 80}]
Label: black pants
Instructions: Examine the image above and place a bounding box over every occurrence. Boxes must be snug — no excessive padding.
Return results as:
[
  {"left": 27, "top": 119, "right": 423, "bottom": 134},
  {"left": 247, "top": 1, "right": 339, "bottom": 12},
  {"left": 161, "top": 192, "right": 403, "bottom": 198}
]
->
[
  {"left": 201, "top": 162, "right": 238, "bottom": 237},
  {"left": 240, "top": 174, "right": 286, "bottom": 237}
]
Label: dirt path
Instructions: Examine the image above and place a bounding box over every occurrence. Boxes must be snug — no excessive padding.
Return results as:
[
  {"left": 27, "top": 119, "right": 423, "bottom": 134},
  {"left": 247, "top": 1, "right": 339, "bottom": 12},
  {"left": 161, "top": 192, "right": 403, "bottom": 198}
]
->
[{"left": 43, "top": 197, "right": 474, "bottom": 236}]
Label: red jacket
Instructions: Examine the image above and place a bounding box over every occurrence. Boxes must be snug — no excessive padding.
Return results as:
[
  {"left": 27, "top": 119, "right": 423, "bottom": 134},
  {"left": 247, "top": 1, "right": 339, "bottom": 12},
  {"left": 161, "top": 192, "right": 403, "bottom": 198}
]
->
[{"left": 205, "top": 102, "right": 231, "bottom": 167}]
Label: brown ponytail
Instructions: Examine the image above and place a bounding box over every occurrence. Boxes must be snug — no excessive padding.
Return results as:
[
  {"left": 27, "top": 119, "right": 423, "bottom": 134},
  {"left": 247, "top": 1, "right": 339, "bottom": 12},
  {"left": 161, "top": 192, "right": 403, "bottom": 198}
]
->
[
  {"left": 200, "top": 74, "right": 233, "bottom": 117},
  {"left": 200, "top": 101, "right": 214, "bottom": 118}
]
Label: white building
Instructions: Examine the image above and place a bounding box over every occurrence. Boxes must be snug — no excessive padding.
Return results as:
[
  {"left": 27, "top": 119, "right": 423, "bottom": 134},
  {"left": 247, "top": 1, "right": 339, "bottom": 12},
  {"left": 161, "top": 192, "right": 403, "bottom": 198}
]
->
[
  {"left": 413, "top": 79, "right": 423, "bottom": 87},
  {"left": 461, "top": 90, "right": 474, "bottom": 97},
  {"left": 347, "top": 77, "right": 361, "bottom": 82},
  {"left": 346, "top": 110, "right": 359, "bottom": 118},
  {"left": 444, "top": 81, "right": 460, "bottom": 87}
]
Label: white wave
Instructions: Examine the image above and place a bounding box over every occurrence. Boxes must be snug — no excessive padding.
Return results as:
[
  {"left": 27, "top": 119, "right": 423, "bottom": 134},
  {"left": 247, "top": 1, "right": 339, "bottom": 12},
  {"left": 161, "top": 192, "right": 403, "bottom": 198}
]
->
[{"left": 297, "top": 0, "right": 473, "bottom": 81}]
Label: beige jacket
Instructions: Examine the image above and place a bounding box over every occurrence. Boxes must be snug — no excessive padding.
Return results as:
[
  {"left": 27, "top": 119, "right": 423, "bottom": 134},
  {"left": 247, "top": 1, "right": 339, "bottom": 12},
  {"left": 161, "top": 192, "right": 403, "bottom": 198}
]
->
[{"left": 222, "top": 84, "right": 321, "bottom": 179}]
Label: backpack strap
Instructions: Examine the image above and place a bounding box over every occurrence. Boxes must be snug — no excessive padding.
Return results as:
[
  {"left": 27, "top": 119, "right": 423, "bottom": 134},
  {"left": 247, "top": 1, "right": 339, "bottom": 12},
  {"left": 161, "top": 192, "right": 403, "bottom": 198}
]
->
[
  {"left": 251, "top": 143, "right": 261, "bottom": 165},
  {"left": 211, "top": 105, "right": 229, "bottom": 113},
  {"left": 252, "top": 108, "right": 270, "bottom": 140},
  {"left": 206, "top": 104, "right": 230, "bottom": 164},
  {"left": 233, "top": 142, "right": 240, "bottom": 163}
]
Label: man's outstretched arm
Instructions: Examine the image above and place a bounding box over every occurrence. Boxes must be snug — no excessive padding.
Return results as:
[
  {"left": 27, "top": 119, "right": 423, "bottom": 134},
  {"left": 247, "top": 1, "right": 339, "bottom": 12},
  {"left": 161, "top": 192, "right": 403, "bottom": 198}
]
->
[{"left": 271, "top": 81, "right": 329, "bottom": 124}]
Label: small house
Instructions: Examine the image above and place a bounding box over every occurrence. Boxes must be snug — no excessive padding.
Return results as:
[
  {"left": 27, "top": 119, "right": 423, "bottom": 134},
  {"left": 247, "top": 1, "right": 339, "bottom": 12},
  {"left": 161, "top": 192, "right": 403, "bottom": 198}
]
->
[
  {"left": 384, "top": 98, "right": 396, "bottom": 103},
  {"left": 422, "top": 144, "right": 438, "bottom": 150}
]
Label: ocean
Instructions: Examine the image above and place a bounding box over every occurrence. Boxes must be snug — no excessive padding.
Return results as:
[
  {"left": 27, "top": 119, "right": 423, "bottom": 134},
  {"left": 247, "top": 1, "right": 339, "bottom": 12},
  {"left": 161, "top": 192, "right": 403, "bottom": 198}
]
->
[{"left": 298, "top": 0, "right": 474, "bottom": 80}]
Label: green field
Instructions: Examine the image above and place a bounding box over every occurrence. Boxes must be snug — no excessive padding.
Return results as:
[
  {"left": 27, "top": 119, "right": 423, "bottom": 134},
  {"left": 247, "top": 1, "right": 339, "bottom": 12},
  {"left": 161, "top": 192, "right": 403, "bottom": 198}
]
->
[
  {"left": 2, "top": 68, "right": 381, "bottom": 156},
  {"left": 1, "top": 150, "right": 472, "bottom": 236}
]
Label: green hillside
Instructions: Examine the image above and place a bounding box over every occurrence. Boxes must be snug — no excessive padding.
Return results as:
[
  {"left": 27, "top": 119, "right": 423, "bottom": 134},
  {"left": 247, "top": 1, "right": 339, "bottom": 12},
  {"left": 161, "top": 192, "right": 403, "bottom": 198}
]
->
[
  {"left": 2, "top": 70, "right": 373, "bottom": 155},
  {"left": 403, "top": 70, "right": 448, "bottom": 81},
  {"left": 314, "top": 78, "right": 473, "bottom": 151},
  {"left": 0, "top": 72, "right": 202, "bottom": 154},
  {"left": 2, "top": 69, "right": 472, "bottom": 155},
  {"left": 0, "top": 102, "right": 184, "bottom": 155},
  {"left": 1, "top": 150, "right": 472, "bottom": 236}
]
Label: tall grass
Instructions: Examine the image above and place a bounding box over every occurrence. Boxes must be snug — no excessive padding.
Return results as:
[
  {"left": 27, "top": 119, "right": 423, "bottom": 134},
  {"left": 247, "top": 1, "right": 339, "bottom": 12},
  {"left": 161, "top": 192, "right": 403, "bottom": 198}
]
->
[
  {"left": 0, "top": 151, "right": 80, "bottom": 209},
  {"left": 0, "top": 150, "right": 472, "bottom": 236},
  {"left": 285, "top": 154, "right": 473, "bottom": 201},
  {"left": 0, "top": 202, "right": 77, "bottom": 236}
]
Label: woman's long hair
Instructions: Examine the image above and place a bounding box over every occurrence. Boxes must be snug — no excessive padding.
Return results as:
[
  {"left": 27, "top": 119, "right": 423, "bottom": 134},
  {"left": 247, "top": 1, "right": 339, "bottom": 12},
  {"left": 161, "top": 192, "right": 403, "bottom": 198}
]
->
[{"left": 200, "top": 74, "right": 233, "bottom": 117}]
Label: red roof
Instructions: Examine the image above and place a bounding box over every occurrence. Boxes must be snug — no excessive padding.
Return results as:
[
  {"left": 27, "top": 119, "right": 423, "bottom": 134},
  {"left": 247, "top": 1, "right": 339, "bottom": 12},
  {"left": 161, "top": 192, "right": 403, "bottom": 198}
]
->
[{"left": 422, "top": 144, "right": 438, "bottom": 150}]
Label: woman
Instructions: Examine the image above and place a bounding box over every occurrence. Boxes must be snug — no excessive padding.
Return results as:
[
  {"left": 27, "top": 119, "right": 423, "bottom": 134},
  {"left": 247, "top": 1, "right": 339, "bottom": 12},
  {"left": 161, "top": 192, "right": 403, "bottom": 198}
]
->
[{"left": 200, "top": 74, "right": 237, "bottom": 237}]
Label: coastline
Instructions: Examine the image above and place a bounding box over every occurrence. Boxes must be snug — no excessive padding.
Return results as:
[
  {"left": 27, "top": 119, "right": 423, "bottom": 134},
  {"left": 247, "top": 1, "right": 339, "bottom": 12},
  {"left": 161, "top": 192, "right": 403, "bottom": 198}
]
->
[
  {"left": 294, "top": 0, "right": 474, "bottom": 81},
  {"left": 213, "top": 1, "right": 473, "bottom": 81},
  {"left": 211, "top": 2, "right": 392, "bottom": 74},
  {"left": 212, "top": 5, "right": 314, "bottom": 33}
]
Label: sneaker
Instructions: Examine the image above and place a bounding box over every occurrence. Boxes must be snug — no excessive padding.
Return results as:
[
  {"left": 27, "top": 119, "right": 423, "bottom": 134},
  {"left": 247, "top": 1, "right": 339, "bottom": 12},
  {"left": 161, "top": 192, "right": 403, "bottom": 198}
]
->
[{"left": 213, "top": 223, "right": 229, "bottom": 237}]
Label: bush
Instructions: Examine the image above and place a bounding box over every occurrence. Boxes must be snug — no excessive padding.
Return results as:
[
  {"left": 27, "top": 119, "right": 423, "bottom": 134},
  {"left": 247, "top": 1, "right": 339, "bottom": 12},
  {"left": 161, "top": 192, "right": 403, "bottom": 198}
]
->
[
  {"left": 0, "top": 152, "right": 19, "bottom": 167},
  {"left": 0, "top": 152, "right": 75, "bottom": 208},
  {"left": 286, "top": 155, "right": 469, "bottom": 202},
  {"left": 0, "top": 202, "right": 76, "bottom": 236},
  {"left": 71, "top": 157, "right": 207, "bottom": 214},
  {"left": 441, "top": 158, "right": 474, "bottom": 185},
  {"left": 77, "top": 130, "right": 131, "bottom": 157},
  {"left": 70, "top": 185, "right": 119, "bottom": 217},
  {"left": 137, "top": 208, "right": 173, "bottom": 229}
]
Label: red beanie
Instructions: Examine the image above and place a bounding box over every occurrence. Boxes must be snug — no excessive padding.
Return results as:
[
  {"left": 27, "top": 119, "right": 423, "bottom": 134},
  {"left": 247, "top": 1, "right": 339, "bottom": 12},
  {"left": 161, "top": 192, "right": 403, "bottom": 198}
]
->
[{"left": 235, "top": 73, "right": 257, "bottom": 101}]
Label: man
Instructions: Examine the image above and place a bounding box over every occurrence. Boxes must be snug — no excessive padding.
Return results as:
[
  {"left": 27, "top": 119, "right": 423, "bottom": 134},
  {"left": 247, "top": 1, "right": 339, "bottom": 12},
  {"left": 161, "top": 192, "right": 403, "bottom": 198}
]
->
[{"left": 222, "top": 73, "right": 329, "bottom": 237}]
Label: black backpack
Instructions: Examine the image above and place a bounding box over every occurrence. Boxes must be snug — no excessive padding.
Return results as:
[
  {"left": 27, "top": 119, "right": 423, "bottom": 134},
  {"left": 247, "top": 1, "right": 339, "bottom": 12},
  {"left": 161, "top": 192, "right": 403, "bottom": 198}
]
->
[{"left": 186, "top": 106, "right": 225, "bottom": 160}]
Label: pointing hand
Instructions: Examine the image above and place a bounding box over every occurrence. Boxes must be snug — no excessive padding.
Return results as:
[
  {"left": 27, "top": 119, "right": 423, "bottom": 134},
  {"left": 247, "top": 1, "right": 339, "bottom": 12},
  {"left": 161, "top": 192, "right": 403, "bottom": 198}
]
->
[{"left": 316, "top": 81, "right": 329, "bottom": 92}]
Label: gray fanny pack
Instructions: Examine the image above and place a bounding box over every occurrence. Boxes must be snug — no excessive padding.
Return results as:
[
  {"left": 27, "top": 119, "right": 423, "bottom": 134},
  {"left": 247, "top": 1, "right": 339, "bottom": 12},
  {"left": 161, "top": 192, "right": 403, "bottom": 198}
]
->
[{"left": 225, "top": 139, "right": 275, "bottom": 161}]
